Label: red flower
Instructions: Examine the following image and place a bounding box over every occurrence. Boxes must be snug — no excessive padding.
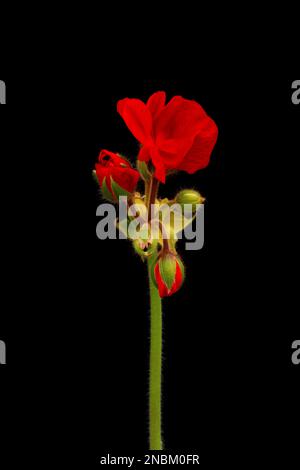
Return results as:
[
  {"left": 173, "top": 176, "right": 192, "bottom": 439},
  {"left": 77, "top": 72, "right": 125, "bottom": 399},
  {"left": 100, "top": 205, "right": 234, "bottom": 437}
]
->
[
  {"left": 153, "top": 253, "right": 185, "bottom": 298},
  {"left": 117, "top": 91, "right": 218, "bottom": 183},
  {"left": 95, "top": 150, "right": 139, "bottom": 201}
]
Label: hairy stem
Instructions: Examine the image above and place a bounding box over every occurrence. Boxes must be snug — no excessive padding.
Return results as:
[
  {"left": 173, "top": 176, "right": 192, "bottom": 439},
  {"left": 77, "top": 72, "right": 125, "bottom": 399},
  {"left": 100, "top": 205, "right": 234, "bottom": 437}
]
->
[{"left": 148, "top": 257, "right": 163, "bottom": 450}]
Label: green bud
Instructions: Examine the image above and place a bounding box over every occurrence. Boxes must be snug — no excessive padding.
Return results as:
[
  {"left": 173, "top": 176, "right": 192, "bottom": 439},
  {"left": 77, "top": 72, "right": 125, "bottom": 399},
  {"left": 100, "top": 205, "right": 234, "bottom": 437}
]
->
[
  {"left": 150, "top": 252, "right": 185, "bottom": 297},
  {"left": 158, "top": 253, "right": 177, "bottom": 290},
  {"left": 175, "top": 189, "right": 205, "bottom": 212}
]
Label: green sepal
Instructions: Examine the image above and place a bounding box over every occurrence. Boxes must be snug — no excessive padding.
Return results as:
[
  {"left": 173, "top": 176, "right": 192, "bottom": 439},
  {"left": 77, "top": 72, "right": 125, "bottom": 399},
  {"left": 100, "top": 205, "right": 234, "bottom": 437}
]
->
[
  {"left": 159, "top": 254, "right": 177, "bottom": 291},
  {"left": 137, "top": 160, "right": 152, "bottom": 182},
  {"left": 101, "top": 176, "right": 115, "bottom": 201},
  {"left": 111, "top": 178, "right": 132, "bottom": 200},
  {"left": 175, "top": 256, "right": 185, "bottom": 285},
  {"left": 92, "top": 169, "right": 99, "bottom": 184}
]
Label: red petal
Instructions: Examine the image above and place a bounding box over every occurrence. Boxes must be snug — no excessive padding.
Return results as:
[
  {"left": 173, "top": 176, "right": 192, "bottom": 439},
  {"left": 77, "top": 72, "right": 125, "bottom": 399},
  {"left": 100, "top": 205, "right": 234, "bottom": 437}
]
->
[
  {"left": 112, "top": 167, "right": 140, "bottom": 193},
  {"left": 170, "top": 261, "right": 183, "bottom": 295},
  {"left": 155, "top": 139, "right": 191, "bottom": 174},
  {"left": 150, "top": 147, "right": 166, "bottom": 183},
  {"left": 155, "top": 96, "right": 207, "bottom": 143},
  {"left": 153, "top": 97, "right": 211, "bottom": 171},
  {"left": 117, "top": 98, "right": 152, "bottom": 145},
  {"left": 95, "top": 163, "right": 109, "bottom": 185},
  {"left": 137, "top": 145, "right": 151, "bottom": 162},
  {"left": 138, "top": 145, "right": 166, "bottom": 183},
  {"left": 157, "top": 138, "right": 180, "bottom": 154},
  {"left": 147, "top": 91, "right": 166, "bottom": 120},
  {"left": 177, "top": 117, "right": 218, "bottom": 173},
  {"left": 99, "top": 149, "right": 131, "bottom": 168}
]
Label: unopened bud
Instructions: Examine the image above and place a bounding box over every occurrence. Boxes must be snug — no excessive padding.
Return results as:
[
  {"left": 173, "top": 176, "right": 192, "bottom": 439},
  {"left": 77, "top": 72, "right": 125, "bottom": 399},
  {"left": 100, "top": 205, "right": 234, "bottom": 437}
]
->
[
  {"left": 151, "top": 253, "right": 185, "bottom": 298},
  {"left": 94, "top": 150, "right": 140, "bottom": 202},
  {"left": 175, "top": 190, "right": 205, "bottom": 211}
]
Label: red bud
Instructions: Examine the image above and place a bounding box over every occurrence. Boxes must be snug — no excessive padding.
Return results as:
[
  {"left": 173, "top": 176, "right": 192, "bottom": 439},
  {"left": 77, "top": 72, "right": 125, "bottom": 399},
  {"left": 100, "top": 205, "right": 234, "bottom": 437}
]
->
[
  {"left": 95, "top": 149, "right": 139, "bottom": 201},
  {"left": 153, "top": 253, "right": 185, "bottom": 298}
]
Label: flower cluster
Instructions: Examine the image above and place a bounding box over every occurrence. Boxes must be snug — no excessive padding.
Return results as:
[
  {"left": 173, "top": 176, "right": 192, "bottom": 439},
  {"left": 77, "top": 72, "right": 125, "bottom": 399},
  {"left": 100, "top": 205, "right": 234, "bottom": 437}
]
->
[{"left": 95, "top": 92, "right": 218, "bottom": 297}]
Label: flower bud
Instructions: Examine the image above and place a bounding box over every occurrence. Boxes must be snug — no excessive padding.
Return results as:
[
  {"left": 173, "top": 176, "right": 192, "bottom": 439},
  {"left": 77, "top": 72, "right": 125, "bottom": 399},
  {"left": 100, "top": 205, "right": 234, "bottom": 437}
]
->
[
  {"left": 152, "top": 253, "right": 185, "bottom": 298},
  {"left": 175, "top": 190, "right": 205, "bottom": 211},
  {"left": 95, "top": 149, "right": 139, "bottom": 202}
]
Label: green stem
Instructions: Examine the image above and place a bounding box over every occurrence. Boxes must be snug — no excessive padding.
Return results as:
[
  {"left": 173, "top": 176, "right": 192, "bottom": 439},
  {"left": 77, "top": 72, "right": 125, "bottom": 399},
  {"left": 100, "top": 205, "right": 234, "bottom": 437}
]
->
[
  {"left": 148, "top": 258, "right": 163, "bottom": 450},
  {"left": 147, "top": 177, "right": 159, "bottom": 222}
]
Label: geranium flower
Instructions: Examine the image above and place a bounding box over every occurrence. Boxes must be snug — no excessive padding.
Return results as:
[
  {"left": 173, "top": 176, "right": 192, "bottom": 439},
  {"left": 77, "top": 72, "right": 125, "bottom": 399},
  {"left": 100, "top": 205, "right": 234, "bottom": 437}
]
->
[{"left": 117, "top": 91, "right": 218, "bottom": 183}]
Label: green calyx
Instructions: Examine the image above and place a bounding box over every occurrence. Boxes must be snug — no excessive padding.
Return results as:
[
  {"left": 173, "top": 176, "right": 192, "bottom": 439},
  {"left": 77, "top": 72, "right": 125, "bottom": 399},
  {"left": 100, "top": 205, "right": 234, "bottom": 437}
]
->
[
  {"left": 101, "top": 177, "right": 115, "bottom": 201},
  {"left": 110, "top": 179, "right": 132, "bottom": 200},
  {"left": 101, "top": 177, "right": 132, "bottom": 202},
  {"left": 175, "top": 255, "right": 185, "bottom": 285},
  {"left": 159, "top": 254, "right": 177, "bottom": 290},
  {"left": 97, "top": 171, "right": 134, "bottom": 202}
]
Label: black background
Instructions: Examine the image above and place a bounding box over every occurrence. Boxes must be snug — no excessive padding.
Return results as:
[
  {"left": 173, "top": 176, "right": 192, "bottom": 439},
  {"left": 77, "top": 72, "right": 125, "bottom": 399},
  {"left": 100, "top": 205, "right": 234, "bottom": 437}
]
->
[{"left": 0, "top": 77, "right": 299, "bottom": 466}]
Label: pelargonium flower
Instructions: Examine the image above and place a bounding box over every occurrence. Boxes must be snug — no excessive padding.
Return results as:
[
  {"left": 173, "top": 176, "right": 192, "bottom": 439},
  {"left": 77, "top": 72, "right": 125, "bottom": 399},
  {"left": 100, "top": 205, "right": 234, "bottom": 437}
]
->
[
  {"left": 95, "top": 149, "right": 139, "bottom": 201},
  {"left": 117, "top": 91, "right": 218, "bottom": 183}
]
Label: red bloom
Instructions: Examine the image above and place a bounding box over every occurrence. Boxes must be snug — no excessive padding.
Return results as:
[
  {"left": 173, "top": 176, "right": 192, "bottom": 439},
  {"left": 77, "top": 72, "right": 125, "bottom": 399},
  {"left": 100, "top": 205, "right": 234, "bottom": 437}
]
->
[
  {"left": 95, "top": 150, "right": 139, "bottom": 201},
  {"left": 153, "top": 253, "right": 185, "bottom": 298},
  {"left": 117, "top": 91, "right": 218, "bottom": 183}
]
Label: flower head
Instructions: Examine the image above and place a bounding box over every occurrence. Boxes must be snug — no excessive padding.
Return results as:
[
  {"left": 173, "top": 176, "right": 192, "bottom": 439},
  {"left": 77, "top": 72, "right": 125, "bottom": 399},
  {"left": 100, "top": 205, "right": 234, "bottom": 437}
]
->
[{"left": 117, "top": 92, "right": 218, "bottom": 183}]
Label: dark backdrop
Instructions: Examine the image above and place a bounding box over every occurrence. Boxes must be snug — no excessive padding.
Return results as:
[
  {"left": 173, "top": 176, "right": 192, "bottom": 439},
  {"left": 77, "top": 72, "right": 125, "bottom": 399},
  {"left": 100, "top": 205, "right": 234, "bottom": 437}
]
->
[{"left": 0, "top": 77, "right": 299, "bottom": 466}]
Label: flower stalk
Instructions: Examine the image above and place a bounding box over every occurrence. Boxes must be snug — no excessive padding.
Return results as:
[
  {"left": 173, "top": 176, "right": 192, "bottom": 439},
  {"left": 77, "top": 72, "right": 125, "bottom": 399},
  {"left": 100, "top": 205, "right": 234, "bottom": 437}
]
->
[
  {"left": 148, "top": 256, "right": 163, "bottom": 450},
  {"left": 147, "top": 176, "right": 159, "bottom": 222}
]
